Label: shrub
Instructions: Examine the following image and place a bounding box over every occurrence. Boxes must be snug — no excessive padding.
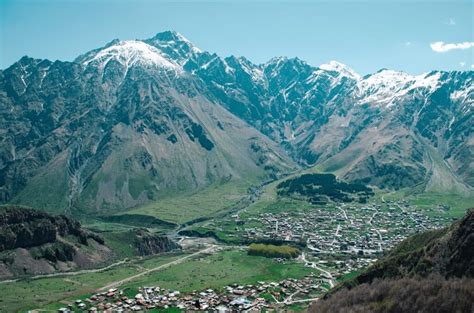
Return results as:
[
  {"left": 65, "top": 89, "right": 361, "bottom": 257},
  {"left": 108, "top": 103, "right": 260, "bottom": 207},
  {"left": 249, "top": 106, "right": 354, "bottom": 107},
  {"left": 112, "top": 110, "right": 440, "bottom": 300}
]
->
[{"left": 247, "top": 243, "right": 300, "bottom": 259}]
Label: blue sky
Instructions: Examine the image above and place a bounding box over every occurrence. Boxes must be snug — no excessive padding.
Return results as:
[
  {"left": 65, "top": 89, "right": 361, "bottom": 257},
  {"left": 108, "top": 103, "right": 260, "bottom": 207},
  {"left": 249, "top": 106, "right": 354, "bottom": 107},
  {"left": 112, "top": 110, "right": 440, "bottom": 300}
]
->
[{"left": 1, "top": 0, "right": 472, "bottom": 74}]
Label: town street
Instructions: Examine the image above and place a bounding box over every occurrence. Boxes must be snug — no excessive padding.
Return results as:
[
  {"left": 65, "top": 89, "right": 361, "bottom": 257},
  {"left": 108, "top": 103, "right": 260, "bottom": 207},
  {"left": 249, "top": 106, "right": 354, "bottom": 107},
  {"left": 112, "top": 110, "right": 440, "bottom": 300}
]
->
[{"left": 300, "top": 252, "right": 336, "bottom": 288}]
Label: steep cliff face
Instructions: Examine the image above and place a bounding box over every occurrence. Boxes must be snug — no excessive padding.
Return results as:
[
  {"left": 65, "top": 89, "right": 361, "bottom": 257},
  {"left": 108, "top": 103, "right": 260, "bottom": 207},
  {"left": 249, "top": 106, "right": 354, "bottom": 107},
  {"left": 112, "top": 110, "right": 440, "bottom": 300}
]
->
[
  {"left": 0, "top": 205, "right": 112, "bottom": 278},
  {"left": 0, "top": 205, "right": 103, "bottom": 250}
]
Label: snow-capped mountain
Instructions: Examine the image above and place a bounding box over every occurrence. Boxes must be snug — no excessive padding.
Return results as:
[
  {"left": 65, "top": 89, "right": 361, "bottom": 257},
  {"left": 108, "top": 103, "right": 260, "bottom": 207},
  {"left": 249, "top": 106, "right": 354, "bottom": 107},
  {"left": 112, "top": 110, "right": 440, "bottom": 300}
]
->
[
  {"left": 83, "top": 40, "right": 180, "bottom": 70},
  {"left": 0, "top": 31, "right": 472, "bottom": 212}
]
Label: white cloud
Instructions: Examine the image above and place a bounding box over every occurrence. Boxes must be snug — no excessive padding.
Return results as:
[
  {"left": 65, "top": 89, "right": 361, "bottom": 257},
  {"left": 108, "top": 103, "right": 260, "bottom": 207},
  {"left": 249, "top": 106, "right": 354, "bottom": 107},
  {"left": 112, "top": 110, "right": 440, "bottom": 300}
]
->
[
  {"left": 430, "top": 41, "right": 474, "bottom": 53},
  {"left": 471, "top": 64, "right": 474, "bottom": 69},
  {"left": 405, "top": 41, "right": 412, "bottom": 47},
  {"left": 460, "top": 62, "right": 466, "bottom": 67},
  {"left": 445, "top": 18, "right": 456, "bottom": 26}
]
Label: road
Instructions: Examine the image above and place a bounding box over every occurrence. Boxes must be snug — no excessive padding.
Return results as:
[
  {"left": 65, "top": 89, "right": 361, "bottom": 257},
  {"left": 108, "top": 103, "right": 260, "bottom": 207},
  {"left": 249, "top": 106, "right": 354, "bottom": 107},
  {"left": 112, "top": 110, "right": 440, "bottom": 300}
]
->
[
  {"left": 300, "top": 252, "right": 336, "bottom": 288},
  {"left": 331, "top": 224, "right": 341, "bottom": 246},
  {"left": 368, "top": 211, "right": 383, "bottom": 252},
  {"left": 0, "top": 258, "right": 130, "bottom": 285},
  {"left": 338, "top": 206, "right": 353, "bottom": 225},
  {"left": 98, "top": 245, "right": 218, "bottom": 291},
  {"left": 396, "top": 203, "right": 427, "bottom": 230},
  {"left": 272, "top": 288, "right": 319, "bottom": 305}
]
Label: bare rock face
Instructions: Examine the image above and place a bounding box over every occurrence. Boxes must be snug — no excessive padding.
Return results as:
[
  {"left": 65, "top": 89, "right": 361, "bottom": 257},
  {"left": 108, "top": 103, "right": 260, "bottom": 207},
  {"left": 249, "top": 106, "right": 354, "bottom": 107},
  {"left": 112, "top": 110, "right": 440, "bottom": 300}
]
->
[{"left": 132, "top": 229, "right": 180, "bottom": 256}]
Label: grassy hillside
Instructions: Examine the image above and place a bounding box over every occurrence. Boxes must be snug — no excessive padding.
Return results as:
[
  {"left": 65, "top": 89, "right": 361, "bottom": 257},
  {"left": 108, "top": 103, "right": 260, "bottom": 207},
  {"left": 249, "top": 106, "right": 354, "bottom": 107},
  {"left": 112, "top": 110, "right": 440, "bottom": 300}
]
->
[
  {"left": 311, "top": 208, "right": 474, "bottom": 312},
  {"left": 109, "top": 178, "right": 258, "bottom": 224},
  {"left": 310, "top": 275, "right": 474, "bottom": 313}
]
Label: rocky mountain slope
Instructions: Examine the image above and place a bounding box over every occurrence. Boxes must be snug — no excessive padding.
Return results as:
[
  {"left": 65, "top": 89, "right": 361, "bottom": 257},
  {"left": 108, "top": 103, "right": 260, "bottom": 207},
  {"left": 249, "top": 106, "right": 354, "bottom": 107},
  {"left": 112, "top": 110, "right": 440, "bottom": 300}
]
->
[
  {"left": 0, "top": 32, "right": 295, "bottom": 213},
  {"left": 0, "top": 31, "right": 472, "bottom": 214},
  {"left": 310, "top": 208, "right": 474, "bottom": 313},
  {"left": 0, "top": 205, "right": 179, "bottom": 279},
  {"left": 0, "top": 205, "right": 112, "bottom": 278}
]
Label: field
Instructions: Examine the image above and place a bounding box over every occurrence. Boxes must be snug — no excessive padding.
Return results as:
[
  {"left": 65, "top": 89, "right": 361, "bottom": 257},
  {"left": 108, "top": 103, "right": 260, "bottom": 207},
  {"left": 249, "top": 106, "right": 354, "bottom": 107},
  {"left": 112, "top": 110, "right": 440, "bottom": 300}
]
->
[
  {"left": 375, "top": 190, "right": 474, "bottom": 218},
  {"left": 122, "top": 250, "right": 314, "bottom": 291},
  {"left": 120, "top": 179, "right": 256, "bottom": 224},
  {"left": 0, "top": 253, "right": 184, "bottom": 312},
  {"left": 0, "top": 248, "right": 314, "bottom": 312}
]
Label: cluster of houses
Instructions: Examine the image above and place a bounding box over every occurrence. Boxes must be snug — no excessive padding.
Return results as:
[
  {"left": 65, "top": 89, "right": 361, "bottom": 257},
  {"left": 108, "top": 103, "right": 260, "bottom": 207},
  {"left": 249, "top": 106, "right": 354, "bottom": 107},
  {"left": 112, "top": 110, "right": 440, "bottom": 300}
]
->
[
  {"left": 239, "top": 200, "right": 446, "bottom": 278},
  {"left": 58, "top": 275, "right": 323, "bottom": 312},
  {"left": 54, "top": 199, "right": 451, "bottom": 312}
]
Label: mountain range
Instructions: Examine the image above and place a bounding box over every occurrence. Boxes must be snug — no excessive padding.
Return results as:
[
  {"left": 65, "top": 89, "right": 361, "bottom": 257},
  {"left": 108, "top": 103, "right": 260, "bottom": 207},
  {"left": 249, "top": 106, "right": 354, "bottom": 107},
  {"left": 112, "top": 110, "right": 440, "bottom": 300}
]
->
[{"left": 0, "top": 31, "right": 472, "bottom": 214}]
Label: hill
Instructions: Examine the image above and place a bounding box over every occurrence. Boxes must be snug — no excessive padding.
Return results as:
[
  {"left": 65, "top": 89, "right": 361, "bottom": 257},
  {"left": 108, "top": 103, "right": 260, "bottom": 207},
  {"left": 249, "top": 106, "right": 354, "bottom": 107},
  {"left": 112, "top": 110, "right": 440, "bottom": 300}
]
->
[
  {"left": 0, "top": 205, "right": 112, "bottom": 278},
  {"left": 276, "top": 173, "right": 374, "bottom": 204},
  {"left": 310, "top": 208, "right": 474, "bottom": 312},
  {"left": 0, "top": 205, "right": 179, "bottom": 279}
]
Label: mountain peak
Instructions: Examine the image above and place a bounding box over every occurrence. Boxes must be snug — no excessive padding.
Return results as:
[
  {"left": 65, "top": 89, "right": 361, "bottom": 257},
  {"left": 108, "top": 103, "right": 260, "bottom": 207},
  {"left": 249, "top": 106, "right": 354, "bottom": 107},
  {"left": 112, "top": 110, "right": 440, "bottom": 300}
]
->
[
  {"left": 151, "top": 30, "right": 189, "bottom": 43},
  {"left": 145, "top": 31, "right": 202, "bottom": 64},
  {"left": 319, "top": 60, "right": 360, "bottom": 80},
  {"left": 83, "top": 40, "right": 179, "bottom": 70}
]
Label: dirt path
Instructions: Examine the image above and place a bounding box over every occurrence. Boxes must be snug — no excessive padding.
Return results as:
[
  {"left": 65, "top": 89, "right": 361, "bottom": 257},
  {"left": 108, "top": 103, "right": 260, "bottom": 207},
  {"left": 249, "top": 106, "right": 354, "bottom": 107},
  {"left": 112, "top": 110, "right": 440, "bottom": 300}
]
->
[
  {"left": 0, "top": 258, "right": 129, "bottom": 284},
  {"left": 300, "top": 252, "right": 336, "bottom": 288},
  {"left": 97, "top": 245, "right": 218, "bottom": 291}
]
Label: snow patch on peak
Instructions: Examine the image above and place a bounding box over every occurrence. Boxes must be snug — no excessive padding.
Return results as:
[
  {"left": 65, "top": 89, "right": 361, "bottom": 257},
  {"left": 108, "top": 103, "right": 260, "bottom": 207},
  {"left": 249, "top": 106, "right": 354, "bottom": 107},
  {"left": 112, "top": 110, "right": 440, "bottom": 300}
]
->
[
  {"left": 84, "top": 40, "right": 179, "bottom": 70},
  {"left": 266, "top": 56, "right": 288, "bottom": 66},
  {"left": 411, "top": 72, "right": 441, "bottom": 91},
  {"left": 319, "top": 61, "right": 360, "bottom": 80},
  {"left": 356, "top": 70, "right": 443, "bottom": 107}
]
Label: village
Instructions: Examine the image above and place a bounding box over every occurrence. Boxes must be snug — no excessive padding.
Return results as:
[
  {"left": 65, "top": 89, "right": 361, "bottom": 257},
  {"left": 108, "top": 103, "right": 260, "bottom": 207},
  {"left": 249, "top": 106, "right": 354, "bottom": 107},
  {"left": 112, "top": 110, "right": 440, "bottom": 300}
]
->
[
  {"left": 55, "top": 199, "right": 451, "bottom": 312},
  {"left": 58, "top": 274, "right": 324, "bottom": 312},
  {"left": 237, "top": 199, "right": 449, "bottom": 278}
]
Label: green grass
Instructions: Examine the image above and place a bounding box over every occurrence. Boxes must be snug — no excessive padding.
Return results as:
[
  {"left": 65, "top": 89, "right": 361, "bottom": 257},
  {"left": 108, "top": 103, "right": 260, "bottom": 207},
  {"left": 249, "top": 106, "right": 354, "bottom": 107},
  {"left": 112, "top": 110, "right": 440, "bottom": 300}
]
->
[
  {"left": 242, "top": 179, "right": 316, "bottom": 217},
  {"left": 377, "top": 190, "right": 474, "bottom": 218},
  {"left": 99, "top": 231, "right": 138, "bottom": 258},
  {"left": 10, "top": 155, "right": 69, "bottom": 214},
  {"left": 124, "top": 249, "right": 315, "bottom": 292},
  {"left": 1, "top": 249, "right": 315, "bottom": 312},
  {"left": 336, "top": 270, "right": 362, "bottom": 283},
  {"left": 125, "top": 179, "right": 257, "bottom": 224},
  {"left": 0, "top": 253, "right": 184, "bottom": 312}
]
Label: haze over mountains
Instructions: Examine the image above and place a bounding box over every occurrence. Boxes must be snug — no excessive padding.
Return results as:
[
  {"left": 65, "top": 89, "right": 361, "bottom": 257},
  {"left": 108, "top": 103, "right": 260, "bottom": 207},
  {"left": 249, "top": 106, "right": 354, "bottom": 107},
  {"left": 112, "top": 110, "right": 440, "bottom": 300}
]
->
[{"left": 0, "top": 31, "right": 472, "bottom": 213}]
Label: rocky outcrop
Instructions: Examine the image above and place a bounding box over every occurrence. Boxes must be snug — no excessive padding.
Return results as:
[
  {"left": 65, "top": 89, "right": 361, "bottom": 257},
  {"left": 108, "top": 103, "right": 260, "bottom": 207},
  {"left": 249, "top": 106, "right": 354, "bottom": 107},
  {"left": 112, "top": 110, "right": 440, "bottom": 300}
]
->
[
  {"left": 0, "top": 205, "right": 103, "bottom": 251},
  {"left": 0, "top": 205, "right": 112, "bottom": 279},
  {"left": 132, "top": 229, "right": 180, "bottom": 256}
]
